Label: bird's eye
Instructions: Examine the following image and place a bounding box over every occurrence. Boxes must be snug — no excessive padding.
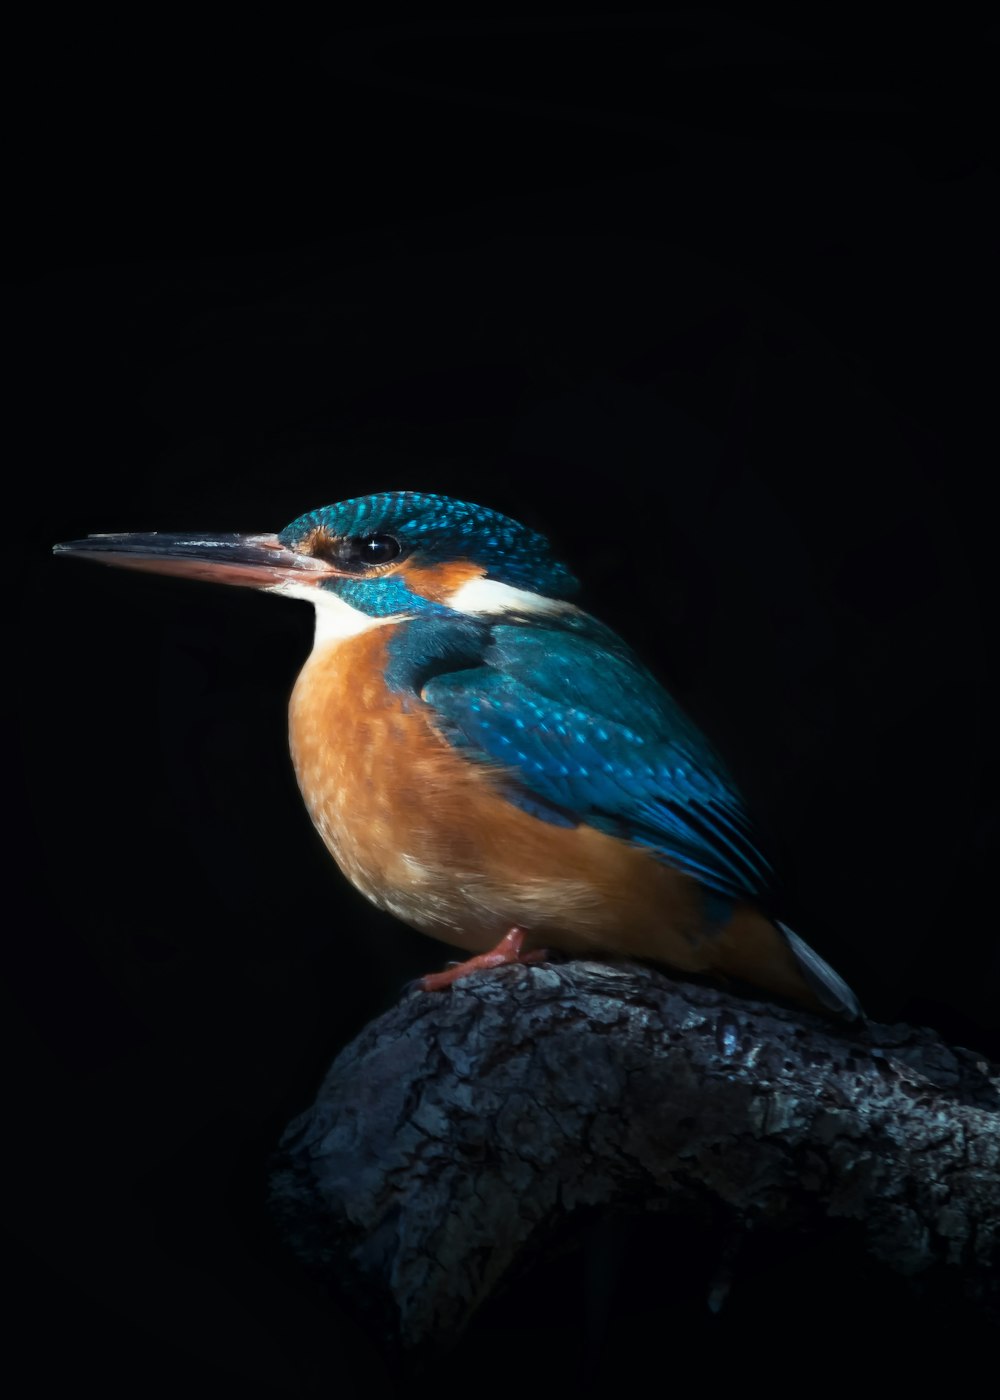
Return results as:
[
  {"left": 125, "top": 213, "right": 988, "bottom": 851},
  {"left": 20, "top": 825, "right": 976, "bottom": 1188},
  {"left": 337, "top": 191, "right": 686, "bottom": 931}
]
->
[
  {"left": 314, "top": 532, "right": 402, "bottom": 572},
  {"left": 358, "top": 533, "right": 401, "bottom": 564}
]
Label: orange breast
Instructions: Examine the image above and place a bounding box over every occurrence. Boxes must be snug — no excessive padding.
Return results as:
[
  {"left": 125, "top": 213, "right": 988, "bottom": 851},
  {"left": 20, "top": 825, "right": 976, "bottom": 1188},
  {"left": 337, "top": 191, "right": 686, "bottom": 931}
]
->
[{"left": 287, "top": 626, "right": 719, "bottom": 968}]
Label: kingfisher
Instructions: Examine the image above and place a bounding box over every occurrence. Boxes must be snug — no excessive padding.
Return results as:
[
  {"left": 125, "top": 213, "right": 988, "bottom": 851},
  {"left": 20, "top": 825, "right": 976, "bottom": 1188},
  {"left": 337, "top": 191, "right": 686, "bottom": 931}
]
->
[{"left": 55, "top": 491, "right": 860, "bottom": 1019}]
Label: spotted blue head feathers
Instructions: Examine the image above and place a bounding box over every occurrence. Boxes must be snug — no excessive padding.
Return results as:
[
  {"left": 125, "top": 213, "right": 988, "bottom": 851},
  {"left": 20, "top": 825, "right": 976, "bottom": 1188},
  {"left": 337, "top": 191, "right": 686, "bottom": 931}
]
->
[{"left": 279, "top": 491, "right": 580, "bottom": 602}]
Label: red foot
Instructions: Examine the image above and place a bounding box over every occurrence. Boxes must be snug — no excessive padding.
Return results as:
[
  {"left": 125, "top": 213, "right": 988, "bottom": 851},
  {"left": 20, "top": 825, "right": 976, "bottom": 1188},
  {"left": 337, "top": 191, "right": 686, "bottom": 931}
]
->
[{"left": 421, "top": 927, "right": 549, "bottom": 992}]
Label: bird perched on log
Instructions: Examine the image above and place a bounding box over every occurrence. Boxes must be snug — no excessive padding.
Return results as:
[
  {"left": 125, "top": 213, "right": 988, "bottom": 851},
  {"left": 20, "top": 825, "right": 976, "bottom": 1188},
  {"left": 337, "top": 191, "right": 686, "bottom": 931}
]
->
[{"left": 55, "top": 491, "right": 860, "bottom": 1019}]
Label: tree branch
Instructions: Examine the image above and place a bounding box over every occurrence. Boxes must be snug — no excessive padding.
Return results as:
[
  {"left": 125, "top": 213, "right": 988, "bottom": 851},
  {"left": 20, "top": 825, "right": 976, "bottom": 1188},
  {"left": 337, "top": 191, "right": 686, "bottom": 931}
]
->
[{"left": 270, "top": 961, "right": 999, "bottom": 1354}]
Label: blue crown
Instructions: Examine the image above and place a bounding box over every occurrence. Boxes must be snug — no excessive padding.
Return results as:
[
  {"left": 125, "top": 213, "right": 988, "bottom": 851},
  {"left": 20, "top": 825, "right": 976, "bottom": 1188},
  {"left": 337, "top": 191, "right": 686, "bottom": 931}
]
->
[{"left": 279, "top": 491, "right": 580, "bottom": 598}]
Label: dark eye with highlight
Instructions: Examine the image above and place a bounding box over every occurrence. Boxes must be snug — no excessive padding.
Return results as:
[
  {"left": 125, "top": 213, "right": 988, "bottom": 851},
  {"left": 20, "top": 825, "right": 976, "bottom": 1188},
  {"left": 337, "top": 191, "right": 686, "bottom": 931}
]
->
[{"left": 315, "top": 533, "right": 402, "bottom": 572}]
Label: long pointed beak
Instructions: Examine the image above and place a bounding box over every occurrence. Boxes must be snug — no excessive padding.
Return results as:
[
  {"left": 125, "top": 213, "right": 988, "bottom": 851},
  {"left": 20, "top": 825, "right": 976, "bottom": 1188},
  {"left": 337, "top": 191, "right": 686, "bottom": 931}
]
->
[{"left": 52, "top": 532, "right": 334, "bottom": 589}]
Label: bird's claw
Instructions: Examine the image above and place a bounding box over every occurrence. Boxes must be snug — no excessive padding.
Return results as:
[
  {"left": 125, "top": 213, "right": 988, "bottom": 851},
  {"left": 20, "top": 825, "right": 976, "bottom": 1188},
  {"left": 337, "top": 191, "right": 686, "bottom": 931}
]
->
[{"left": 419, "top": 927, "right": 550, "bottom": 992}]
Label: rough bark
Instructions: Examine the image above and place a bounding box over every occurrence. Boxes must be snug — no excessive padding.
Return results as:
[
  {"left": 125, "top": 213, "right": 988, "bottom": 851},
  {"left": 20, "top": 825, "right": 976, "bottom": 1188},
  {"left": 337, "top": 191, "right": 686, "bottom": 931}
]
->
[{"left": 270, "top": 960, "right": 999, "bottom": 1354}]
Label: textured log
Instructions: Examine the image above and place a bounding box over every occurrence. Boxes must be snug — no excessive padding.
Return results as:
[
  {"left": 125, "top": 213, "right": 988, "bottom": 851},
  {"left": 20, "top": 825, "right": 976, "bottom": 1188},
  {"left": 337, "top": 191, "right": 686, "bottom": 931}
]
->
[{"left": 270, "top": 960, "right": 999, "bottom": 1354}]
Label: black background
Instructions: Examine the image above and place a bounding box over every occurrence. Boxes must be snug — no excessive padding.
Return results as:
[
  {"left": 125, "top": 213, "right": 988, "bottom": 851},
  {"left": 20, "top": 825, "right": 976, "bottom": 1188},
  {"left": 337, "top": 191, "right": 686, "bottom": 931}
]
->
[{"left": 9, "top": 14, "right": 998, "bottom": 1392}]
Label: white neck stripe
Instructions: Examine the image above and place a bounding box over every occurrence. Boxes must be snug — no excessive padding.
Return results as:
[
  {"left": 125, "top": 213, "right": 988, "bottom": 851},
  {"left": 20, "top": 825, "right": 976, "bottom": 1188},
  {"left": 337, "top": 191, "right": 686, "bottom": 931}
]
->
[{"left": 445, "top": 576, "right": 565, "bottom": 616}]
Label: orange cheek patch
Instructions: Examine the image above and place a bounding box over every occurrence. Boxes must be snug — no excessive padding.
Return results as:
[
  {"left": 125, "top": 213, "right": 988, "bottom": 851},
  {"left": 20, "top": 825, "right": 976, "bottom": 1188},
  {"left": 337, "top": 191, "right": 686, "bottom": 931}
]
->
[{"left": 401, "top": 559, "right": 485, "bottom": 603}]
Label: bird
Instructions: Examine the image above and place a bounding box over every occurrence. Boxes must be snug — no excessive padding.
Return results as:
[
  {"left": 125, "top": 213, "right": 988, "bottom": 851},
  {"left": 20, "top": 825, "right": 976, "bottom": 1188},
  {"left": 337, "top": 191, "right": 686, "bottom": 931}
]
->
[{"left": 54, "top": 490, "right": 861, "bottom": 1019}]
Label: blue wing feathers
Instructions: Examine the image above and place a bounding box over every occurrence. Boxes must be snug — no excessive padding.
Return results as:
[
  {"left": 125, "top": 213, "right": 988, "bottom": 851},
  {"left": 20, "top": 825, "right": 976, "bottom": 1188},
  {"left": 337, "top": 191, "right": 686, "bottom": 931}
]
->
[{"left": 419, "top": 612, "right": 772, "bottom": 901}]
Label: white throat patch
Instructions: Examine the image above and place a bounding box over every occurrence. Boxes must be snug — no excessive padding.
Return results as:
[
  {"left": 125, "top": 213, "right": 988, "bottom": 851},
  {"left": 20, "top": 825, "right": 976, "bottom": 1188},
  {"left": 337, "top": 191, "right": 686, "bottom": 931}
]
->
[{"left": 270, "top": 582, "right": 407, "bottom": 650}]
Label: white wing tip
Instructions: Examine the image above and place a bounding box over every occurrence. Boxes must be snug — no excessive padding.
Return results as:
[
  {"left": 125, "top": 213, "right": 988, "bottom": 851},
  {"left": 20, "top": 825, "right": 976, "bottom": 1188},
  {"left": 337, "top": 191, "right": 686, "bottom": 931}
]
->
[{"left": 777, "top": 921, "right": 864, "bottom": 1022}]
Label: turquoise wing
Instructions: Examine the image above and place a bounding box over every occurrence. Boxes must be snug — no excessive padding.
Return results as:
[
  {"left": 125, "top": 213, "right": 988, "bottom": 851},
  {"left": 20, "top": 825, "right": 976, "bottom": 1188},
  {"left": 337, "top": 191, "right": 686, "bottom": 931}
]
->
[{"left": 421, "top": 618, "right": 772, "bottom": 902}]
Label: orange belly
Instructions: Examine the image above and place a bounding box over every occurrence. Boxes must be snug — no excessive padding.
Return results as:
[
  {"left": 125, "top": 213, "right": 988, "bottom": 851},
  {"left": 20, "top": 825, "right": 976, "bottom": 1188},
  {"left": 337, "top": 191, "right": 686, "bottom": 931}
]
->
[
  {"left": 287, "top": 628, "right": 716, "bottom": 965},
  {"left": 288, "top": 628, "right": 813, "bottom": 1005}
]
